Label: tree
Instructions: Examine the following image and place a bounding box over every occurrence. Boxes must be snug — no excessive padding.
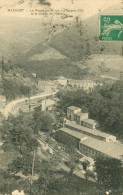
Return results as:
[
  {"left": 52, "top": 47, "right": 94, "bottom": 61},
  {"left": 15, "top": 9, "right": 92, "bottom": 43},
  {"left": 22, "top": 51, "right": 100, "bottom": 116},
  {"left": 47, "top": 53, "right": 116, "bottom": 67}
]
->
[
  {"left": 95, "top": 156, "right": 122, "bottom": 190},
  {"left": 64, "top": 146, "right": 79, "bottom": 179},
  {"left": 89, "top": 81, "right": 123, "bottom": 138},
  {"left": 8, "top": 152, "right": 41, "bottom": 176},
  {"left": 57, "top": 88, "right": 88, "bottom": 113},
  {"left": 0, "top": 169, "right": 20, "bottom": 195},
  {"left": 20, "top": 84, "right": 31, "bottom": 97},
  {"left": 28, "top": 157, "right": 62, "bottom": 195},
  {"left": 33, "top": 109, "right": 54, "bottom": 134},
  {"left": 1, "top": 114, "right": 39, "bottom": 153},
  {"left": 2, "top": 78, "right": 32, "bottom": 101},
  {"left": 67, "top": 159, "right": 77, "bottom": 178}
]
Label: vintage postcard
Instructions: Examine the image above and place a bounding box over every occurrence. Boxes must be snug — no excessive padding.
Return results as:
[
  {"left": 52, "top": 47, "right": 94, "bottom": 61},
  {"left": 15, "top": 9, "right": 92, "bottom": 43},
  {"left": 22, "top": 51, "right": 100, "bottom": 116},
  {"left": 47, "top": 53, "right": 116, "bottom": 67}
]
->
[{"left": 0, "top": 0, "right": 123, "bottom": 195}]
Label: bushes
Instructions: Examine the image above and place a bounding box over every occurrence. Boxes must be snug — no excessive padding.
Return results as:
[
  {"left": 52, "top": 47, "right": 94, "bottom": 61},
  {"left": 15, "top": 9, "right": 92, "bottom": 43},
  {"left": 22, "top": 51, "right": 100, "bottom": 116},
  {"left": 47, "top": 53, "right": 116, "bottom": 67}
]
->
[{"left": 3, "top": 78, "right": 31, "bottom": 101}]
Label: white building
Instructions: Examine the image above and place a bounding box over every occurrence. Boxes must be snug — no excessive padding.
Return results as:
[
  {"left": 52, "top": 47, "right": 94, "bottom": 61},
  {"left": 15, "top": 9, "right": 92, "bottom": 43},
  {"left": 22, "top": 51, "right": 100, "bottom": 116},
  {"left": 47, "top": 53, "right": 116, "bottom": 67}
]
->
[
  {"left": 68, "top": 80, "right": 98, "bottom": 91},
  {"left": 42, "top": 99, "right": 55, "bottom": 111},
  {"left": 74, "top": 112, "right": 88, "bottom": 125},
  {"left": 12, "top": 190, "right": 24, "bottom": 195},
  {"left": 38, "top": 80, "right": 57, "bottom": 93},
  {"left": 57, "top": 76, "right": 68, "bottom": 86},
  {"left": 67, "top": 106, "right": 81, "bottom": 121}
]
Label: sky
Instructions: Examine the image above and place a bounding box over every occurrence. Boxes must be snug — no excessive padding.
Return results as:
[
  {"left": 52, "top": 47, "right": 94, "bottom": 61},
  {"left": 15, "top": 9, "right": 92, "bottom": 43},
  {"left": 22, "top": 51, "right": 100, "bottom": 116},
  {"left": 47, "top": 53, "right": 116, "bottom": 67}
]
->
[{"left": 0, "top": 0, "right": 122, "bottom": 18}]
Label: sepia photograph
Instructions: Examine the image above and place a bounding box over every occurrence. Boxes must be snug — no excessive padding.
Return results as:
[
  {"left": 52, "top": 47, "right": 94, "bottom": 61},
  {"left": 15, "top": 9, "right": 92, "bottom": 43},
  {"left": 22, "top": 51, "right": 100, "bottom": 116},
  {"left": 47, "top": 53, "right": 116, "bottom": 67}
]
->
[{"left": 0, "top": 0, "right": 123, "bottom": 194}]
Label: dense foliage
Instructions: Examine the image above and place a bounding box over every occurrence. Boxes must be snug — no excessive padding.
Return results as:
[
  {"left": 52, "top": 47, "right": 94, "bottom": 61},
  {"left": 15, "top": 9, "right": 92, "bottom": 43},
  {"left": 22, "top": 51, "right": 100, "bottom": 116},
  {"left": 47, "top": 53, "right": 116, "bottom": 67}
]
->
[
  {"left": 1, "top": 114, "right": 39, "bottom": 153},
  {"left": 95, "top": 156, "right": 122, "bottom": 190},
  {"left": 0, "top": 169, "right": 22, "bottom": 195},
  {"left": 57, "top": 80, "right": 123, "bottom": 139},
  {"left": 1, "top": 109, "right": 54, "bottom": 154},
  {"left": 16, "top": 59, "right": 88, "bottom": 80},
  {"left": 2, "top": 79, "right": 32, "bottom": 101},
  {"left": 33, "top": 108, "right": 54, "bottom": 134},
  {"left": 0, "top": 112, "right": 57, "bottom": 194}
]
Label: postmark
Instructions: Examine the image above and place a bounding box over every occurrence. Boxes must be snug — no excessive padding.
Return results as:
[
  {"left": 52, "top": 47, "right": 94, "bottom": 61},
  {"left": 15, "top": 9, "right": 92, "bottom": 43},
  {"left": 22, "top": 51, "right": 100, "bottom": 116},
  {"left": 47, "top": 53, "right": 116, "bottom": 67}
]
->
[{"left": 100, "top": 15, "right": 123, "bottom": 41}]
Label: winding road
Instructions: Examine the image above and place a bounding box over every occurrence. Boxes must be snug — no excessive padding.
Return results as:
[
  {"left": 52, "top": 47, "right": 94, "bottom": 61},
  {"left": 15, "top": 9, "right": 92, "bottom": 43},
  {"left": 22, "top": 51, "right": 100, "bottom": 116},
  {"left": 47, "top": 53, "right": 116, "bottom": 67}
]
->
[{"left": 3, "top": 92, "right": 56, "bottom": 118}]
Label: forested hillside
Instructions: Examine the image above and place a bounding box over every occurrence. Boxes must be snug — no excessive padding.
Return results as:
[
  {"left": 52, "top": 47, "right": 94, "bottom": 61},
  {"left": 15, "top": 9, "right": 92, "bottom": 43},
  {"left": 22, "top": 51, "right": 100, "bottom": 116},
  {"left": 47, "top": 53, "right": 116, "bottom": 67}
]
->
[{"left": 6, "top": 2, "right": 122, "bottom": 80}]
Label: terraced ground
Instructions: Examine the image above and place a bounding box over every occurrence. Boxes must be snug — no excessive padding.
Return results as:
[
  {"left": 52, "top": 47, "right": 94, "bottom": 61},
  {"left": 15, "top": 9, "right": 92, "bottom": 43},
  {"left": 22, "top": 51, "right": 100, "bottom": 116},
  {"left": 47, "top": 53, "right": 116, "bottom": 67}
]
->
[{"left": 75, "top": 54, "right": 123, "bottom": 78}]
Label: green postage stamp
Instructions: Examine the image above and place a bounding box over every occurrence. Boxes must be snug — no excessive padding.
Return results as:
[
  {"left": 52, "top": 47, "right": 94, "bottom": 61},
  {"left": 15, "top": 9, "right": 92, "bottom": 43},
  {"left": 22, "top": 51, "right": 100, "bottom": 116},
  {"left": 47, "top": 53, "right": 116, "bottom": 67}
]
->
[{"left": 100, "top": 15, "right": 123, "bottom": 41}]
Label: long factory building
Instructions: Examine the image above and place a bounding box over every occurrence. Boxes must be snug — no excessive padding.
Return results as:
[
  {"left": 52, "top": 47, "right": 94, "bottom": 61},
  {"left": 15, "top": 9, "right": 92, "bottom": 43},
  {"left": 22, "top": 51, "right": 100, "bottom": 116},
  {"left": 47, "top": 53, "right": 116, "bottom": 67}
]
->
[{"left": 55, "top": 106, "right": 123, "bottom": 161}]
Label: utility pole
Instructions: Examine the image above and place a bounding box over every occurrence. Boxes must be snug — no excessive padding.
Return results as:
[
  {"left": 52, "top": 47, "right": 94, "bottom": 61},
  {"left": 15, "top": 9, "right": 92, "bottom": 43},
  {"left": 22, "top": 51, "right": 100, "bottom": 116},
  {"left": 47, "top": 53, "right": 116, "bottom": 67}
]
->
[
  {"left": 31, "top": 150, "right": 36, "bottom": 185},
  {"left": 120, "top": 71, "right": 123, "bottom": 80},
  {"left": 27, "top": 90, "right": 31, "bottom": 111},
  {"left": 1, "top": 56, "right": 5, "bottom": 79}
]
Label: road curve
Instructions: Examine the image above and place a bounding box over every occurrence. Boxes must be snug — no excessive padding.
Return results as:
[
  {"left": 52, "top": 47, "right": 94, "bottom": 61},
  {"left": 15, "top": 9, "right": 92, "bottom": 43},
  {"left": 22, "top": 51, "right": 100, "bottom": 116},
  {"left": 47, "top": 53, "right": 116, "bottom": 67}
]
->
[{"left": 3, "top": 92, "right": 56, "bottom": 118}]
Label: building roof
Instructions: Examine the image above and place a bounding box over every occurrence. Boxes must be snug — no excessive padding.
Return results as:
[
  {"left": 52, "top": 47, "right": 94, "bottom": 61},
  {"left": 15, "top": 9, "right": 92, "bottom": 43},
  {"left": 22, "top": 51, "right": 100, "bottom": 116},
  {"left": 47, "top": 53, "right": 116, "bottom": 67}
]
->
[
  {"left": 12, "top": 190, "right": 24, "bottom": 195},
  {"left": 58, "top": 78, "right": 67, "bottom": 81},
  {"left": 58, "top": 76, "right": 67, "bottom": 80},
  {"left": 66, "top": 120, "right": 115, "bottom": 139},
  {"left": 45, "top": 84, "right": 56, "bottom": 87},
  {"left": 68, "top": 80, "right": 95, "bottom": 84},
  {"left": 75, "top": 112, "right": 88, "bottom": 117},
  {"left": 59, "top": 128, "right": 88, "bottom": 140},
  {"left": 79, "top": 156, "right": 94, "bottom": 164},
  {"left": 67, "top": 106, "right": 81, "bottom": 111},
  {"left": 82, "top": 118, "right": 97, "bottom": 125},
  {"left": 80, "top": 137, "right": 123, "bottom": 160},
  {"left": 60, "top": 127, "right": 123, "bottom": 160}
]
